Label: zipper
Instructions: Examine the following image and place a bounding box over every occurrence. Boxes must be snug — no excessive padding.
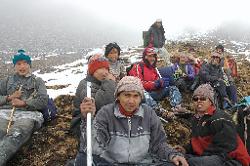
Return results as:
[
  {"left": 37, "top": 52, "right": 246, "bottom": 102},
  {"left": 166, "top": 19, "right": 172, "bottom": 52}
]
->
[
  {"left": 128, "top": 117, "right": 132, "bottom": 162},
  {"left": 128, "top": 118, "right": 132, "bottom": 138}
]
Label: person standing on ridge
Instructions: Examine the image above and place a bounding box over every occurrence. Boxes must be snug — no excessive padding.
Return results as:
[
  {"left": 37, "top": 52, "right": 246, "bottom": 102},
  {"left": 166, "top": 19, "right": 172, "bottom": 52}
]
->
[{"left": 144, "top": 19, "right": 171, "bottom": 66}]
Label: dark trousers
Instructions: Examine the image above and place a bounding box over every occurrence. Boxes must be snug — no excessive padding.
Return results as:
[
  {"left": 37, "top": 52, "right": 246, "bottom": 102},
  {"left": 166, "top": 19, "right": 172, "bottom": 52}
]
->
[
  {"left": 149, "top": 86, "right": 182, "bottom": 107},
  {"left": 75, "top": 152, "right": 111, "bottom": 166},
  {"left": 214, "top": 81, "right": 237, "bottom": 104},
  {"left": 226, "top": 85, "right": 238, "bottom": 104},
  {"left": 187, "top": 155, "right": 241, "bottom": 166},
  {"left": 175, "top": 78, "right": 194, "bottom": 92},
  {"left": 0, "top": 118, "right": 35, "bottom": 165},
  {"left": 74, "top": 151, "right": 176, "bottom": 166}
]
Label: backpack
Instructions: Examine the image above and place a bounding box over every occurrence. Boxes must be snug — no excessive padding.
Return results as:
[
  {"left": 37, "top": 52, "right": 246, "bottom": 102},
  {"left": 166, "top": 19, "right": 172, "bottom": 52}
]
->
[
  {"left": 31, "top": 76, "right": 58, "bottom": 122},
  {"left": 41, "top": 97, "right": 58, "bottom": 122},
  {"left": 126, "top": 62, "right": 144, "bottom": 76},
  {"left": 143, "top": 30, "right": 150, "bottom": 47},
  {"left": 229, "top": 96, "right": 250, "bottom": 154}
]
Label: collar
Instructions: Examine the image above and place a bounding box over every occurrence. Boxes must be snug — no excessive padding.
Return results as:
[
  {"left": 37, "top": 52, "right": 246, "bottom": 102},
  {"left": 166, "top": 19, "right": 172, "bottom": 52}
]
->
[
  {"left": 86, "top": 74, "right": 101, "bottom": 85},
  {"left": 195, "top": 105, "right": 215, "bottom": 119},
  {"left": 114, "top": 102, "right": 144, "bottom": 118},
  {"left": 118, "top": 103, "right": 137, "bottom": 117},
  {"left": 15, "top": 72, "right": 32, "bottom": 78},
  {"left": 206, "top": 105, "right": 216, "bottom": 115}
]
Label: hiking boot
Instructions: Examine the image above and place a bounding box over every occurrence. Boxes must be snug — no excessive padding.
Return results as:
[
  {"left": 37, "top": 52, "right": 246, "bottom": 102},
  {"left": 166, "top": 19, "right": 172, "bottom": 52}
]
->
[
  {"left": 171, "top": 105, "right": 194, "bottom": 119},
  {"left": 223, "top": 101, "right": 230, "bottom": 109},
  {"left": 171, "top": 104, "right": 187, "bottom": 113},
  {"left": 223, "top": 98, "right": 233, "bottom": 109}
]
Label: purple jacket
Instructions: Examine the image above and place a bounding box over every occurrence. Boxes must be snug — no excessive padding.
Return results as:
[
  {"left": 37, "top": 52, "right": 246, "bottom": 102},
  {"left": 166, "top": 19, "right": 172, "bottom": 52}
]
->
[{"left": 159, "top": 63, "right": 195, "bottom": 80}]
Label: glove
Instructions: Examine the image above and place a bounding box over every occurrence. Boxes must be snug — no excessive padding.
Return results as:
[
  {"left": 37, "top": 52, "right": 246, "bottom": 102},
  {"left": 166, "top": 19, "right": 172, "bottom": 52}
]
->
[
  {"left": 154, "top": 78, "right": 169, "bottom": 89},
  {"left": 161, "top": 77, "right": 170, "bottom": 88},
  {"left": 154, "top": 79, "right": 162, "bottom": 89}
]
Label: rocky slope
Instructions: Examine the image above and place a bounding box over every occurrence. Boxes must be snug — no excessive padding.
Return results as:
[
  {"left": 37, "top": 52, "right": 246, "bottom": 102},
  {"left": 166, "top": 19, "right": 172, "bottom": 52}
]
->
[{"left": 6, "top": 41, "right": 250, "bottom": 166}]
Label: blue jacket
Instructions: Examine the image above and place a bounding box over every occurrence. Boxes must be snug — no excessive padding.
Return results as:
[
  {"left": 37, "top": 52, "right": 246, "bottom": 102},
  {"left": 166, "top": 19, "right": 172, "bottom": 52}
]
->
[{"left": 158, "top": 63, "right": 195, "bottom": 82}]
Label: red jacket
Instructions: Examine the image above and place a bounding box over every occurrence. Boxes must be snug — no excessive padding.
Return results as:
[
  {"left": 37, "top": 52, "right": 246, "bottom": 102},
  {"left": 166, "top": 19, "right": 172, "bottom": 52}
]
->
[{"left": 128, "top": 62, "right": 159, "bottom": 91}]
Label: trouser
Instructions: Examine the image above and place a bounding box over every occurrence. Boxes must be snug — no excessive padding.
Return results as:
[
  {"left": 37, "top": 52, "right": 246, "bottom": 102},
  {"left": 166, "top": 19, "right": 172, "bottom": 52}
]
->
[
  {"left": 155, "top": 47, "right": 171, "bottom": 66},
  {"left": 187, "top": 155, "right": 241, "bottom": 166},
  {"left": 74, "top": 151, "right": 176, "bottom": 166},
  {"left": 175, "top": 78, "right": 194, "bottom": 92},
  {"left": 0, "top": 118, "right": 35, "bottom": 166},
  {"left": 190, "top": 76, "right": 200, "bottom": 91},
  {"left": 149, "top": 86, "right": 182, "bottom": 107},
  {"left": 226, "top": 85, "right": 238, "bottom": 105},
  {"left": 213, "top": 80, "right": 228, "bottom": 99},
  {"left": 143, "top": 91, "right": 158, "bottom": 109},
  {"left": 213, "top": 81, "right": 238, "bottom": 105}
]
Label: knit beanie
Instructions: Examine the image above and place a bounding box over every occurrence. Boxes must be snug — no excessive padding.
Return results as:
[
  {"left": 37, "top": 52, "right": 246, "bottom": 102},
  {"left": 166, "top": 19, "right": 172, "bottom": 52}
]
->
[
  {"left": 114, "top": 76, "right": 144, "bottom": 98},
  {"left": 193, "top": 84, "right": 215, "bottom": 105},
  {"left": 12, "top": 49, "right": 31, "bottom": 66},
  {"left": 88, "top": 55, "right": 109, "bottom": 75}
]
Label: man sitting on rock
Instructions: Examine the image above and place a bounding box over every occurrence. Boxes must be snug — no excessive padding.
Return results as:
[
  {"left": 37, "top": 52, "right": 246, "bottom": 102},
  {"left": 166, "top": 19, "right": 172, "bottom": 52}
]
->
[
  {"left": 199, "top": 52, "right": 237, "bottom": 109},
  {"left": 70, "top": 54, "right": 117, "bottom": 139},
  {"left": 0, "top": 50, "right": 48, "bottom": 165},
  {"left": 128, "top": 47, "right": 182, "bottom": 110},
  {"left": 175, "top": 84, "right": 250, "bottom": 166},
  {"left": 74, "top": 76, "right": 189, "bottom": 166}
]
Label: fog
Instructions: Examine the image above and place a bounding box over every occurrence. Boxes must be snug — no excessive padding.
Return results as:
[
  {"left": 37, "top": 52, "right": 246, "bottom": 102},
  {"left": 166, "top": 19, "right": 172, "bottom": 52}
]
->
[{"left": 1, "top": 0, "right": 250, "bottom": 53}]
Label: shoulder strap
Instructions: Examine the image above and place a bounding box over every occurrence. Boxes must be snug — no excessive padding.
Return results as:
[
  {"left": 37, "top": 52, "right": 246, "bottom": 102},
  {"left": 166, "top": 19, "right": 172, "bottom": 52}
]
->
[
  {"left": 136, "top": 63, "right": 144, "bottom": 80},
  {"left": 139, "top": 63, "right": 144, "bottom": 76},
  {"left": 31, "top": 75, "right": 38, "bottom": 90}
]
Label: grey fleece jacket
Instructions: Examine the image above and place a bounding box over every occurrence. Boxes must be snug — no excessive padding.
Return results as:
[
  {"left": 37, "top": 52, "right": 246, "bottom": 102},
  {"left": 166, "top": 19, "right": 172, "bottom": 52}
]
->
[
  {"left": 74, "top": 74, "right": 116, "bottom": 112},
  {"left": 0, "top": 74, "right": 48, "bottom": 111},
  {"left": 80, "top": 102, "right": 180, "bottom": 164}
]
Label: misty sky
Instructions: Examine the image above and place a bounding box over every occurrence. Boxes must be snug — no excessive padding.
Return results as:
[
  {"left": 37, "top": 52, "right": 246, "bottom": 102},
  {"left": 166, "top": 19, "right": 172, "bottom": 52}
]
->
[{"left": 1, "top": 0, "right": 250, "bottom": 48}]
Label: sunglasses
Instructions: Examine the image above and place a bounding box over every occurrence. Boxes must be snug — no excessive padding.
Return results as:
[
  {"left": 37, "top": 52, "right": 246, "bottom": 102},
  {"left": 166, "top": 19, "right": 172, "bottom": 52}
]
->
[{"left": 192, "top": 96, "right": 207, "bottom": 102}]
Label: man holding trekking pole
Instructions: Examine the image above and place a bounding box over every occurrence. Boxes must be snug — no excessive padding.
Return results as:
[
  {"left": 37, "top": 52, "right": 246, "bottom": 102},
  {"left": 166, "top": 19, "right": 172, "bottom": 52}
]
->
[{"left": 74, "top": 76, "right": 188, "bottom": 166}]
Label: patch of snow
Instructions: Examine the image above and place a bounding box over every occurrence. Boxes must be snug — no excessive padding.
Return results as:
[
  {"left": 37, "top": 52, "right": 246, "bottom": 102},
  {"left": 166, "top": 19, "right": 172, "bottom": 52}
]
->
[{"left": 33, "top": 59, "right": 88, "bottom": 99}]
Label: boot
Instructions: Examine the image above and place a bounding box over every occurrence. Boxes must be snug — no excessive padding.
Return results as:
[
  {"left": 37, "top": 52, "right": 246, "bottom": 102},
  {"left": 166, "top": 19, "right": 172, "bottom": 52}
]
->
[{"left": 223, "top": 97, "right": 233, "bottom": 110}]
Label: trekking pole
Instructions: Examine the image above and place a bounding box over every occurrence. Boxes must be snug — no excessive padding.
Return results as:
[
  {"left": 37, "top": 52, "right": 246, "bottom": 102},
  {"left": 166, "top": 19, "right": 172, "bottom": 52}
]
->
[
  {"left": 86, "top": 81, "right": 93, "bottom": 166},
  {"left": 6, "top": 107, "right": 16, "bottom": 134},
  {"left": 244, "top": 116, "right": 247, "bottom": 147},
  {"left": 243, "top": 106, "right": 250, "bottom": 147},
  {"left": 6, "top": 85, "right": 23, "bottom": 134},
  {"left": 156, "top": 68, "right": 162, "bottom": 79}
]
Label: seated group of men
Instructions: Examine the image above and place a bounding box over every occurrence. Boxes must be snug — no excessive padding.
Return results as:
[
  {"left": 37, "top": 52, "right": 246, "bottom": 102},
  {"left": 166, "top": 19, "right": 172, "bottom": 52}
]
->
[{"left": 0, "top": 45, "right": 249, "bottom": 166}]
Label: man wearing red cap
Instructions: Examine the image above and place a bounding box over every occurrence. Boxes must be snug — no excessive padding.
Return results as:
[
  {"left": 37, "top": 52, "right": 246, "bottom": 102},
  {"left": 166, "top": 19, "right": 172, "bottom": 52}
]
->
[
  {"left": 70, "top": 54, "right": 117, "bottom": 138},
  {"left": 128, "top": 47, "right": 182, "bottom": 109}
]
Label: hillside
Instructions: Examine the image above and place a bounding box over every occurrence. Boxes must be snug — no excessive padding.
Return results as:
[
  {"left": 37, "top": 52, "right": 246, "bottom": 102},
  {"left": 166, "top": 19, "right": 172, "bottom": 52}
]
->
[{"left": 5, "top": 39, "right": 250, "bottom": 166}]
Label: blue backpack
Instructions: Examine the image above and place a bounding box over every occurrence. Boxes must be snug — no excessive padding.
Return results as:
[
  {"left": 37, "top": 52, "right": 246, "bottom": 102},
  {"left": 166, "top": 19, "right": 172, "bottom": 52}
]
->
[
  {"left": 31, "top": 76, "right": 58, "bottom": 122},
  {"left": 41, "top": 97, "right": 58, "bottom": 122}
]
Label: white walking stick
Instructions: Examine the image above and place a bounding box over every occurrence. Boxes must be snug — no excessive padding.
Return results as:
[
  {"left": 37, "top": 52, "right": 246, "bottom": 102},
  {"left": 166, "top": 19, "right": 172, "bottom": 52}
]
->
[
  {"left": 156, "top": 68, "right": 162, "bottom": 79},
  {"left": 86, "top": 81, "right": 93, "bottom": 166}
]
